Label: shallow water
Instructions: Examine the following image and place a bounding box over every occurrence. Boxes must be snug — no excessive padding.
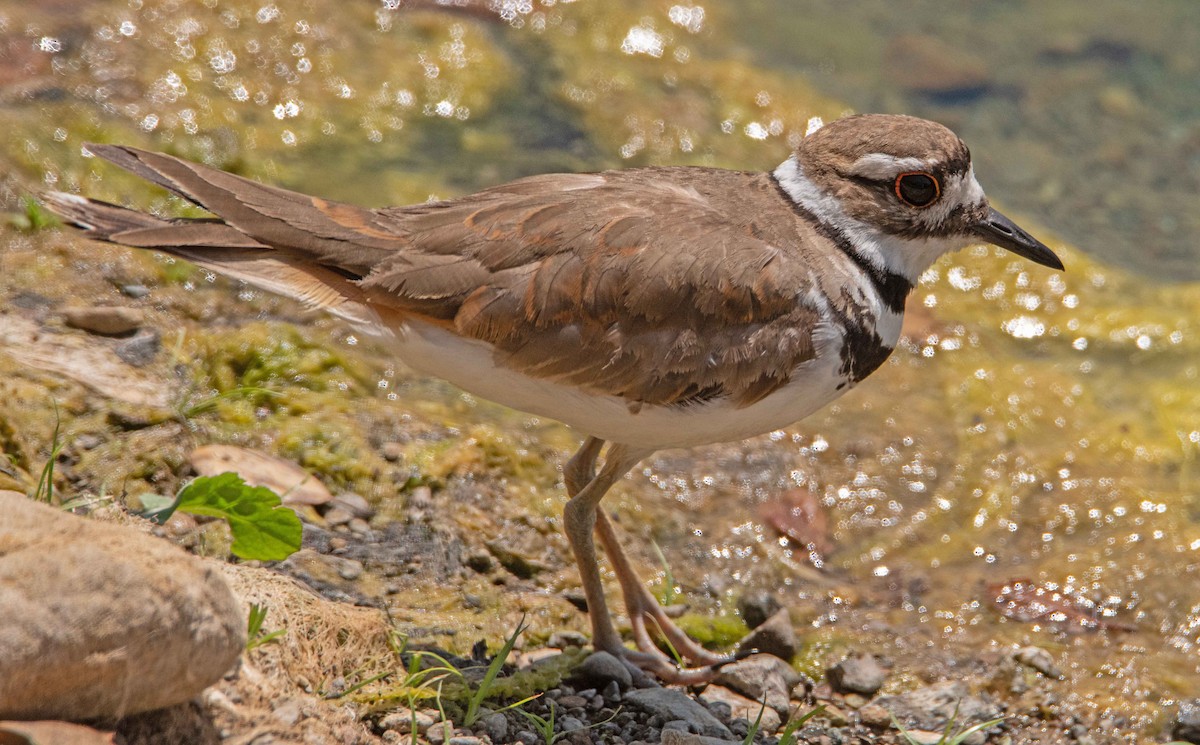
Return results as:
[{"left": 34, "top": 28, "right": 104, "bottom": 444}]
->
[{"left": 1, "top": 0, "right": 1197, "bottom": 738}]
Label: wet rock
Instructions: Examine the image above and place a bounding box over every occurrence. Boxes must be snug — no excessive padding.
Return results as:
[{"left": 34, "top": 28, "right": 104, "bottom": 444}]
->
[
  {"left": 572, "top": 650, "right": 633, "bottom": 691},
  {"left": 712, "top": 653, "right": 800, "bottom": 717},
  {"left": 62, "top": 305, "right": 144, "bottom": 335},
  {"left": 1014, "top": 645, "right": 1062, "bottom": 679},
  {"left": 738, "top": 608, "right": 797, "bottom": 661},
  {"left": 625, "top": 688, "right": 733, "bottom": 739},
  {"left": 114, "top": 329, "right": 161, "bottom": 367},
  {"left": 860, "top": 681, "right": 1000, "bottom": 738},
  {"left": 737, "top": 589, "right": 782, "bottom": 630},
  {"left": 699, "top": 684, "right": 781, "bottom": 733},
  {"left": 0, "top": 491, "right": 244, "bottom": 719},
  {"left": 1173, "top": 699, "right": 1200, "bottom": 743},
  {"left": 827, "top": 652, "right": 887, "bottom": 696}
]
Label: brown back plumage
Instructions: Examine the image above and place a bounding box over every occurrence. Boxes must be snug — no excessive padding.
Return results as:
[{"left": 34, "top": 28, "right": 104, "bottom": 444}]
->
[{"left": 45, "top": 144, "right": 883, "bottom": 408}]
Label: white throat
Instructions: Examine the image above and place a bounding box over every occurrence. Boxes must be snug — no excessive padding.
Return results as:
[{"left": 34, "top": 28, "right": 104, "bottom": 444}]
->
[{"left": 772, "top": 156, "right": 966, "bottom": 284}]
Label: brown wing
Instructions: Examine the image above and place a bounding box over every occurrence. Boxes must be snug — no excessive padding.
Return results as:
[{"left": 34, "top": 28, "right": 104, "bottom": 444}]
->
[
  {"left": 54, "top": 148, "right": 823, "bottom": 408},
  {"left": 361, "top": 169, "right": 823, "bottom": 408}
]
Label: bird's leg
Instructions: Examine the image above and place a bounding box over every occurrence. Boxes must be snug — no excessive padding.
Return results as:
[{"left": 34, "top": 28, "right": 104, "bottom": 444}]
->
[
  {"left": 593, "top": 508, "right": 727, "bottom": 668},
  {"left": 562, "top": 438, "right": 728, "bottom": 685},
  {"left": 562, "top": 439, "right": 650, "bottom": 659}
]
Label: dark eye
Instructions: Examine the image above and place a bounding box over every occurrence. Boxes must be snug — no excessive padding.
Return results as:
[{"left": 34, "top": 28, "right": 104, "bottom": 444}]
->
[{"left": 894, "top": 172, "right": 940, "bottom": 208}]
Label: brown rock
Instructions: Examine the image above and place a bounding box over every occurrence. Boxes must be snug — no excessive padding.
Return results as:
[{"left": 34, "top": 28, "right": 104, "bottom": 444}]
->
[
  {"left": 699, "top": 684, "right": 782, "bottom": 733},
  {"left": 62, "top": 305, "right": 144, "bottom": 336},
  {"left": 0, "top": 492, "right": 245, "bottom": 720},
  {"left": 189, "top": 444, "right": 333, "bottom": 507}
]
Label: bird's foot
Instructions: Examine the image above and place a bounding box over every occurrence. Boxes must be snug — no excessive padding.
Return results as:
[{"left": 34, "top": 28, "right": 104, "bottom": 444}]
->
[{"left": 607, "top": 585, "right": 747, "bottom": 685}]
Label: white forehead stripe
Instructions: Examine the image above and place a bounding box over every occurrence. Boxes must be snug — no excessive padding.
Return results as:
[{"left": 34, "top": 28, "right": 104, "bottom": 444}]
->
[{"left": 848, "top": 153, "right": 931, "bottom": 180}]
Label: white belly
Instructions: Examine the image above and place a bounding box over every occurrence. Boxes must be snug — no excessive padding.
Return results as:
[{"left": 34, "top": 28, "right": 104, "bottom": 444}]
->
[{"left": 389, "top": 319, "right": 855, "bottom": 450}]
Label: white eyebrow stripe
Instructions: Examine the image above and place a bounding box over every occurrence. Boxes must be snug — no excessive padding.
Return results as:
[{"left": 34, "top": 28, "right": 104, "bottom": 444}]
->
[{"left": 848, "top": 153, "right": 931, "bottom": 180}]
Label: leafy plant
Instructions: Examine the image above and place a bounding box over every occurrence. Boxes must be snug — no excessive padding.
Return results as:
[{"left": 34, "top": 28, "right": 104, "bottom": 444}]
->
[
  {"left": 651, "top": 538, "right": 679, "bottom": 606},
  {"left": 463, "top": 615, "right": 532, "bottom": 726},
  {"left": 245, "top": 603, "right": 287, "bottom": 650},
  {"left": 891, "top": 708, "right": 1005, "bottom": 745},
  {"left": 139, "top": 473, "right": 302, "bottom": 560},
  {"left": 179, "top": 385, "right": 281, "bottom": 420},
  {"left": 742, "top": 696, "right": 769, "bottom": 745},
  {"left": 33, "top": 401, "right": 64, "bottom": 504},
  {"left": 518, "top": 701, "right": 621, "bottom": 745},
  {"left": 777, "top": 704, "right": 826, "bottom": 745}
]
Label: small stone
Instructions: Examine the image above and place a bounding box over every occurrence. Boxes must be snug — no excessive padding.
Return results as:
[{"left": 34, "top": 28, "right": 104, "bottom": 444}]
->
[
  {"left": 572, "top": 650, "right": 633, "bottom": 691},
  {"left": 1173, "top": 699, "right": 1200, "bottom": 744},
  {"left": 465, "top": 550, "right": 494, "bottom": 573},
  {"left": 738, "top": 608, "right": 797, "bottom": 661},
  {"left": 601, "top": 680, "right": 621, "bottom": 702},
  {"left": 625, "top": 688, "right": 733, "bottom": 739},
  {"left": 1014, "top": 645, "right": 1062, "bottom": 679},
  {"left": 272, "top": 698, "right": 304, "bottom": 725},
  {"left": 827, "top": 652, "right": 887, "bottom": 696},
  {"left": 335, "top": 558, "right": 364, "bottom": 580},
  {"left": 348, "top": 517, "right": 370, "bottom": 534},
  {"left": 72, "top": 434, "right": 103, "bottom": 451},
  {"left": 379, "top": 709, "right": 435, "bottom": 733},
  {"left": 712, "top": 653, "right": 801, "bottom": 717},
  {"left": 867, "top": 681, "right": 1000, "bottom": 737},
  {"left": 480, "top": 712, "right": 508, "bottom": 742},
  {"left": 121, "top": 283, "right": 151, "bottom": 298},
  {"left": 325, "top": 506, "right": 355, "bottom": 526},
  {"left": 331, "top": 492, "right": 373, "bottom": 518},
  {"left": 659, "top": 730, "right": 743, "bottom": 745},
  {"left": 484, "top": 540, "right": 545, "bottom": 579},
  {"left": 558, "top": 694, "right": 588, "bottom": 709},
  {"left": 548, "top": 630, "right": 589, "bottom": 649},
  {"left": 737, "top": 590, "right": 782, "bottom": 630},
  {"left": 559, "top": 716, "right": 587, "bottom": 733},
  {"left": 63, "top": 305, "right": 144, "bottom": 335},
  {"left": 381, "top": 442, "right": 405, "bottom": 462},
  {"left": 114, "top": 329, "right": 161, "bottom": 367},
  {"left": 699, "top": 684, "right": 781, "bottom": 733}
]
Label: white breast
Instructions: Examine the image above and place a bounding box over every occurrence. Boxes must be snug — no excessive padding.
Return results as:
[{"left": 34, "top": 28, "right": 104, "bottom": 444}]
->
[{"left": 390, "top": 318, "right": 857, "bottom": 450}]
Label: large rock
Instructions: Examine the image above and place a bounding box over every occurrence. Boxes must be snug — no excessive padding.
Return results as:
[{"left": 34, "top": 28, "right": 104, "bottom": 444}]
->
[
  {"left": 712, "top": 653, "right": 801, "bottom": 717},
  {"left": 0, "top": 492, "right": 245, "bottom": 720},
  {"left": 625, "top": 688, "right": 733, "bottom": 739}
]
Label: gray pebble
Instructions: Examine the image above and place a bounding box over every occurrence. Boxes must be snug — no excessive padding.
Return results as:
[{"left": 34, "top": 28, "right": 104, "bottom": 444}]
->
[
  {"left": 737, "top": 590, "right": 782, "bottom": 630},
  {"left": 480, "top": 712, "right": 508, "bottom": 742},
  {"left": 827, "top": 652, "right": 887, "bottom": 695},
  {"left": 1014, "top": 645, "right": 1062, "bottom": 679},
  {"left": 573, "top": 650, "right": 633, "bottom": 690},
  {"left": 115, "top": 329, "right": 161, "bottom": 367}
]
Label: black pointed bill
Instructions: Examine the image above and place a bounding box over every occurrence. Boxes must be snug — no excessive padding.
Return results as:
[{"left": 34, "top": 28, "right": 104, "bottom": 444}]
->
[{"left": 972, "top": 207, "right": 1064, "bottom": 271}]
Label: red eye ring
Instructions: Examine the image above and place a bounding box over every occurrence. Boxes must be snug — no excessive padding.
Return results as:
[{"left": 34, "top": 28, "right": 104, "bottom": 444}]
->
[{"left": 894, "top": 172, "right": 941, "bottom": 208}]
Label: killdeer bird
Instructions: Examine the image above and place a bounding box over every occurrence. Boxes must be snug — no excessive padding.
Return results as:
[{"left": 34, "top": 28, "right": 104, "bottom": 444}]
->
[{"left": 44, "top": 114, "right": 1062, "bottom": 683}]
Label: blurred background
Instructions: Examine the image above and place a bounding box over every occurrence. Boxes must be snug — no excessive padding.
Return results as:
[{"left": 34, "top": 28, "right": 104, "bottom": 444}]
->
[{"left": 1, "top": 0, "right": 1198, "bottom": 739}]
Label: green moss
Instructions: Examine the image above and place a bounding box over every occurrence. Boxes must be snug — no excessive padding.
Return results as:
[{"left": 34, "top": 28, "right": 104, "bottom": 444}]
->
[
  {"left": 197, "top": 322, "right": 370, "bottom": 396},
  {"left": 672, "top": 612, "right": 748, "bottom": 652}
]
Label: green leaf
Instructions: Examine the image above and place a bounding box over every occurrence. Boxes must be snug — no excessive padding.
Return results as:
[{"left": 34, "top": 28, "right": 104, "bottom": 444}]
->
[
  {"left": 138, "top": 492, "right": 181, "bottom": 524},
  {"left": 175, "top": 473, "right": 303, "bottom": 560}
]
